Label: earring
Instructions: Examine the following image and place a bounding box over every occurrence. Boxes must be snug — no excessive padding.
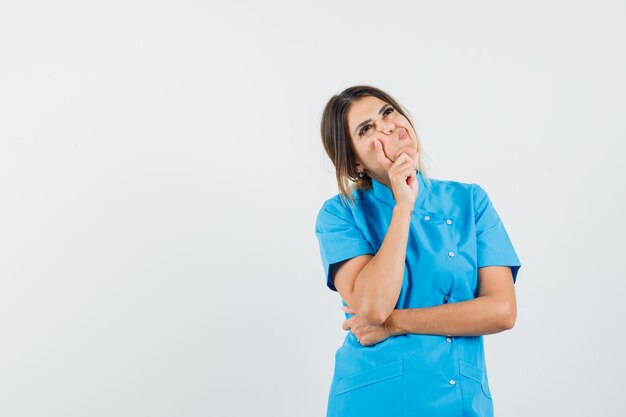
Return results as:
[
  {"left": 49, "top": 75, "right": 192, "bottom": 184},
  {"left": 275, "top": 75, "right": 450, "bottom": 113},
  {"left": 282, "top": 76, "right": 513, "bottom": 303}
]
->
[{"left": 357, "top": 171, "right": 365, "bottom": 179}]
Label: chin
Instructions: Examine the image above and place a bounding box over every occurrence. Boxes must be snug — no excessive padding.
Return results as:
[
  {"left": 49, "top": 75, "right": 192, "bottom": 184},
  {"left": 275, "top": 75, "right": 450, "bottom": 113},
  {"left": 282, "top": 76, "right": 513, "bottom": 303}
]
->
[{"left": 394, "top": 144, "right": 417, "bottom": 160}]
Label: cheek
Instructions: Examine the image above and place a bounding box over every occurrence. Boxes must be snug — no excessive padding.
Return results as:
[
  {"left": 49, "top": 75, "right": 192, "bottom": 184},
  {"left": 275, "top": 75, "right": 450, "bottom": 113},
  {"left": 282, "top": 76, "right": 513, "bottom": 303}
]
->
[
  {"left": 364, "top": 142, "right": 378, "bottom": 162},
  {"left": 395, "top": 118, "right": 411, "bottom": 133},
  {"left": 362, "top": 141, "right": 382, "bottom": 165},
  {"left": 398, "top": 121, "right": 417, "bottom": 142},
  {"left": 358, "top": 143, "right": 378, "bottom": 163},
  {"left": 398, "top": 118, "right": 410, "bottom": 128}
]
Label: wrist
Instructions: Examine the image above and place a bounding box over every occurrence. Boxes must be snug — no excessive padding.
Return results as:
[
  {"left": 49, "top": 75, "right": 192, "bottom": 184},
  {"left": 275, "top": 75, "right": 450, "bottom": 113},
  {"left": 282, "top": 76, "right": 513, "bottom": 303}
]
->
[
  {"left": 393, "top": 204, "right": 413, "bottom": 217},
  {"left": 385, "top": 310, "right": 406, "bottom": 336}
]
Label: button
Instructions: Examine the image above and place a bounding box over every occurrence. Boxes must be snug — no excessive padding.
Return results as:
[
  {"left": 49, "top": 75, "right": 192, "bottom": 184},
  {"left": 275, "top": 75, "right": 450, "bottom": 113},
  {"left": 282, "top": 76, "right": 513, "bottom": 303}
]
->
[
  {"left": 443, "top": 295, "right": 450, "bottom": 302},
  {"left": 424, "top": 215, "right": 430, "bottom": 221},
  {"left": 446, "top": 219, "right": 452, "bottom": 225},
  {"left": 448, "top": 251, "right": 455, "bottom": 257},
  {"left": 449, "top": 379, "right": 456, "bottom": 385},
  {"left": 447, "top": 337, "right": 452, "bottom": 342}
]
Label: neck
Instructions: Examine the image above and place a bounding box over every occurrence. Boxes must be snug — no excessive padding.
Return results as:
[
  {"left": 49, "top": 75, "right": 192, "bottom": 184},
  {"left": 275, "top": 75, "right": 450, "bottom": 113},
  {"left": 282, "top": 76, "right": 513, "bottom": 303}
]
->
[{"left": 372, "top": 174, "right": 391, "bottom": 188}]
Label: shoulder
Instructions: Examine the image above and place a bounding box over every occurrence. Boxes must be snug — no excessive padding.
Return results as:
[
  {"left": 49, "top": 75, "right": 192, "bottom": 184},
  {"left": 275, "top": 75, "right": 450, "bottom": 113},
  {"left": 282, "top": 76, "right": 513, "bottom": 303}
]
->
[
  {"left": 316, "top": 187, "right": 368, "bottom": 217},
  {"left": 316, "top": 193, "right": 356, "bottom": 222},
  {"left": 424, "top": 175, "right": 483, "bottom": 207},
  {"left": 315, "top": 188, "right": 371, "bottom": 230},
  {"left": 428, "top": 175, "right": 478, "bottom": 194},
  {"left": 423, "top": 175, "right": 501, "bottom": 221}
]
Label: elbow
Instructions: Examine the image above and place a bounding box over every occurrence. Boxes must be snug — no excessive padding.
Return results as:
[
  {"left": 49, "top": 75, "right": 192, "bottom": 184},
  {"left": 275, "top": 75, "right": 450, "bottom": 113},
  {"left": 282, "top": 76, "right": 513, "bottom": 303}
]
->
[
  {"left": 499, "top": 303, "right": 517, "bottom": 331},
  {"left": 370, "top": 311, "right": 392, "bottom": 326},
  {"left": 351, "top": 280, "right": 395, "bottom": 325},
  {"left": 359, "top": 304, "right": 393, "bottom": 326}
]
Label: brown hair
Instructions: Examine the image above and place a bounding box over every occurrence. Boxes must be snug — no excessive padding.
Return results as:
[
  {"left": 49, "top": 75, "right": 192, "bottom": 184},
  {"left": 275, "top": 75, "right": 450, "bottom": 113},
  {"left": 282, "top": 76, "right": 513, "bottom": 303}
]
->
[{"left": 320, "top": 85, "right": 430, "bottom": 205}]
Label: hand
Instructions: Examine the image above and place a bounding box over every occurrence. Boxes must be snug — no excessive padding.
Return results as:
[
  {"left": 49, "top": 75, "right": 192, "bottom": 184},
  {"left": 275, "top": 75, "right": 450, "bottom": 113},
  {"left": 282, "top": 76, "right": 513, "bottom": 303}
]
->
[
  {"left": 341, "top": 305, "right": 392, "bottom": 346},
  {"left": 374, "top": 139, "right": 419, "bottom": 209}
]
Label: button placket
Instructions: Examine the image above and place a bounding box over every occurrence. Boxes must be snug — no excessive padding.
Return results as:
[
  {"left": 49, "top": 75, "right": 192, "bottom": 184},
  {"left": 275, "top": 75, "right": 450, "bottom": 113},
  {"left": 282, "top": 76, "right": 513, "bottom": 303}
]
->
[
  {"left": 445, "top": 216, "right": 457, "bottom": 266},
  {"left": 420, "top": 212, "right": 458, "bottom": 287},
  {"left": 420, "top": 212, "right": 458, "bottom": 391}
]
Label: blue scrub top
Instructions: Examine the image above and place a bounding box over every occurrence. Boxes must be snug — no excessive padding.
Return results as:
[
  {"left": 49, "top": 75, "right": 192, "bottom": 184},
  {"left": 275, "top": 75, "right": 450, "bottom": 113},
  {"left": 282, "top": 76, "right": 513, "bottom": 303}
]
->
[{"left": 315, "top": 170, "right": 521, "bottom": 417}]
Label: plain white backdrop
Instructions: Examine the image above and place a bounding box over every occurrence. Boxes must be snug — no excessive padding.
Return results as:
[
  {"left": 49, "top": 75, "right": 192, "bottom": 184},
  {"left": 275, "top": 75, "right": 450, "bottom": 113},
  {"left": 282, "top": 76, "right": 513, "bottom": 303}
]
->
[{"left": 1, "top": 1, "right": 625, "bottom": 416}]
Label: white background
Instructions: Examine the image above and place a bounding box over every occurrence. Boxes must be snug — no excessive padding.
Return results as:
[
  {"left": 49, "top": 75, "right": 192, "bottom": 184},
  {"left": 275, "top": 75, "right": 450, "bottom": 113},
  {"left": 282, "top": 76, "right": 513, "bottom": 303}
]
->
[{"left": 1, "top": 1, "right": 625, "bottom": 416}]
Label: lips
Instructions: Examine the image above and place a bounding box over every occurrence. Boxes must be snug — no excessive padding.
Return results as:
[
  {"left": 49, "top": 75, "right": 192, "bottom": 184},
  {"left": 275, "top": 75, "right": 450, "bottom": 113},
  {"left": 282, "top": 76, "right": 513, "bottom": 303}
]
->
[{"left": 385, "top": 129, "right": 415, "bottom": 161}]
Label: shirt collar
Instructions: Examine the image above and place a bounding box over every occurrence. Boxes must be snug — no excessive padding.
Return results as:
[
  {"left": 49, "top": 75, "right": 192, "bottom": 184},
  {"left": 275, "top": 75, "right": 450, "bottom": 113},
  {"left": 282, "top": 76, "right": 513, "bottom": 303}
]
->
[{"left": 371, "top": 170, "right": 429, "bottom": 210}]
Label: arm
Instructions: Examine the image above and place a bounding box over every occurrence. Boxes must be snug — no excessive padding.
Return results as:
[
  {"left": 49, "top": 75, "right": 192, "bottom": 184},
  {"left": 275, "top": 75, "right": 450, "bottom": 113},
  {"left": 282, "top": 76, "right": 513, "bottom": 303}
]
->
[
  {"left": 384, "top": 266, "right": 517, "bottom": 336},
  {"left": 349, "top": 204, "right": 413, "bottom": 325}
]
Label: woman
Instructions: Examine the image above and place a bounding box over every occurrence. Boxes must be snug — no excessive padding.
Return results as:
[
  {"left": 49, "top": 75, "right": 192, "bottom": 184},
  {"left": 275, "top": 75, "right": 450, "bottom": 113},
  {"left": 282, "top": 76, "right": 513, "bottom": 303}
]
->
[{"left": 314, "top": 85, "right": 521, "bottom": 417}]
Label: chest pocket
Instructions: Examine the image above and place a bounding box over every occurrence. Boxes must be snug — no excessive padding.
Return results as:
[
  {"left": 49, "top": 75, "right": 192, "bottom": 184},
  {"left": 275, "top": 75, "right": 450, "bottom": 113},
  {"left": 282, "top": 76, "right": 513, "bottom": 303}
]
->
[{"left": 413, "top": 210, "right": 457, "bottom": 255}]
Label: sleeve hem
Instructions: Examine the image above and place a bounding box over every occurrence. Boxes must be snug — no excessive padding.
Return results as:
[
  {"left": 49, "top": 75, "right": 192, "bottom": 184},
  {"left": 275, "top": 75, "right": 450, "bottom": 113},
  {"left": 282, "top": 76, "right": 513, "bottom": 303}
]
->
[
  {"left": 477, "top": 262, "right": 521, "bottom": 284},
  {"left": 325, "top": 244, "right": 375, "bottom": 292}
]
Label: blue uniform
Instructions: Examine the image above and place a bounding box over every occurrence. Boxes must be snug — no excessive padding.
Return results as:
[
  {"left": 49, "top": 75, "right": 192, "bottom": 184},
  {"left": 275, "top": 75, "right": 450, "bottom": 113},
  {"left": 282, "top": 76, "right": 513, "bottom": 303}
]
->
[{"left": 315, "top": 170, "right": 521, "bottom": 417}]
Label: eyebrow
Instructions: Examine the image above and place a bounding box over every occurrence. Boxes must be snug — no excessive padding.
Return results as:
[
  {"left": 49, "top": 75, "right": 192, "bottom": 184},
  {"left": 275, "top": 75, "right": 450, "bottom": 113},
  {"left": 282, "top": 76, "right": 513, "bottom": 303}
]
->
[{"left": 353, "top": 104, "right": 391, "bottom": 136}]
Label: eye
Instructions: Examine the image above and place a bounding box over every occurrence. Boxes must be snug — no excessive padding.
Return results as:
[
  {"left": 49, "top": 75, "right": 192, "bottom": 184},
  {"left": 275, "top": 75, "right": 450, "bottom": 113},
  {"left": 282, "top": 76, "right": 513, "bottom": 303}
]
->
[
  {"left": 358, "top": 124, "right": 371, "bottom": 136},
  {"left": 357, "top": 107, "right": 395, "bottom": 137}
]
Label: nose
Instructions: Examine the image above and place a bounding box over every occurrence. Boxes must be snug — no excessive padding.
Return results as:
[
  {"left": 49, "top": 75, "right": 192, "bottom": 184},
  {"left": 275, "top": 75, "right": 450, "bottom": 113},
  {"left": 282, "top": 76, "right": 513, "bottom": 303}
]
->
[{"left": 377, "top": 120, "right": 395, "bottom": 134}]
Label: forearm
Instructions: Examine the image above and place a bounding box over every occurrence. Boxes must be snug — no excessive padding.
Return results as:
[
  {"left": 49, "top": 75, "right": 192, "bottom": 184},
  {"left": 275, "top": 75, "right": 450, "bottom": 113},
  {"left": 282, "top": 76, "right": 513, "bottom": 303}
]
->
[
  {"left": 384, "top": 296, "right": 514, "bottom": 337},
  {"left": 353, "top": 204, "right": 413, "bottom": 324}
]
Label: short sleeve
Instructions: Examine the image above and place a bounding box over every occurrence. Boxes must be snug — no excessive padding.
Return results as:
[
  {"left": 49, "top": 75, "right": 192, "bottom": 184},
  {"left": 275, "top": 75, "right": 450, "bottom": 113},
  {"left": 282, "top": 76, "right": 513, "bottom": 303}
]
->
[
  {"left": 315, "top": 198, "right": 374, "bottom": 292},
  {"left": 473, "top": 184, "right": 522, "bottom": 284}
]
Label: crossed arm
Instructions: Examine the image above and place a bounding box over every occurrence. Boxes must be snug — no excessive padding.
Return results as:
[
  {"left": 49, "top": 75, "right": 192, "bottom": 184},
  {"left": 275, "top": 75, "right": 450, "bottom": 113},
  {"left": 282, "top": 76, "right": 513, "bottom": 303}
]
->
[{"left": 342, "top": 266, "right": 517, "bottom": 344}]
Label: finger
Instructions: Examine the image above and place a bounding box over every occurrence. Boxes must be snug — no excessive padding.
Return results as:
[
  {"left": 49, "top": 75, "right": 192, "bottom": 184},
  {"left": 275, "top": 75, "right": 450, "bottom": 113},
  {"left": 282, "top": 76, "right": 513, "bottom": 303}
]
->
[
  {"left": 408, "top": 166, "right": 417, "bottom": 180},
  {"left": 408, "top": 167, "right": 419, "bottom": 190},
  {"left": 406, "top": 172, "right": 415, "bottom": 185},
  {"left": 390, "top": 159, "right": 417, "bottom": 179},
  {"left": 409, "top": 175, "right": 418, "bottom": 191},
  {"left": 396, "top": 152, "right": 415, "bottom": 164},
  {"left": 342, "top": 320, "right": 350, "bottom": 331},
  {"left": 390, "top": 153, "right": 414, "bottom": 170},
  {"left": 404, "top": 150, "right": 419, "bottom": 170},
  {"left": 374, "top": 139, "right": 393, "bottom": 171}
]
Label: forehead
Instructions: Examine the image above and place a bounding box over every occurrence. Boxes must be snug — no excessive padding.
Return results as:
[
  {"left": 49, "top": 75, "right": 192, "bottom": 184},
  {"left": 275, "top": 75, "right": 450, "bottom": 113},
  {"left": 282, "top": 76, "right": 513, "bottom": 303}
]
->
[{"left": 347, "top": 96, "right": 388, "bottom": 131}]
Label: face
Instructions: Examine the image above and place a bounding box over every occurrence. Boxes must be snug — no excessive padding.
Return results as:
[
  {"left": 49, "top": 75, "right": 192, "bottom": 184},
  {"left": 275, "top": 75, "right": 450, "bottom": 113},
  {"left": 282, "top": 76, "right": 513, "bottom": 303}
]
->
[{"left": 346, "top": 95, "right": 419, "bottom": 186}]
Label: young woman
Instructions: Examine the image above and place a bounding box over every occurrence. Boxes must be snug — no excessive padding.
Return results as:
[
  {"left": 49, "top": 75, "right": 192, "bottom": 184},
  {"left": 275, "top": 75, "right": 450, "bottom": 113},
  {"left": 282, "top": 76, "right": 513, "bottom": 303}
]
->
[{"left": 315, "top": 85, "right": 521, "bottom": 417}]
